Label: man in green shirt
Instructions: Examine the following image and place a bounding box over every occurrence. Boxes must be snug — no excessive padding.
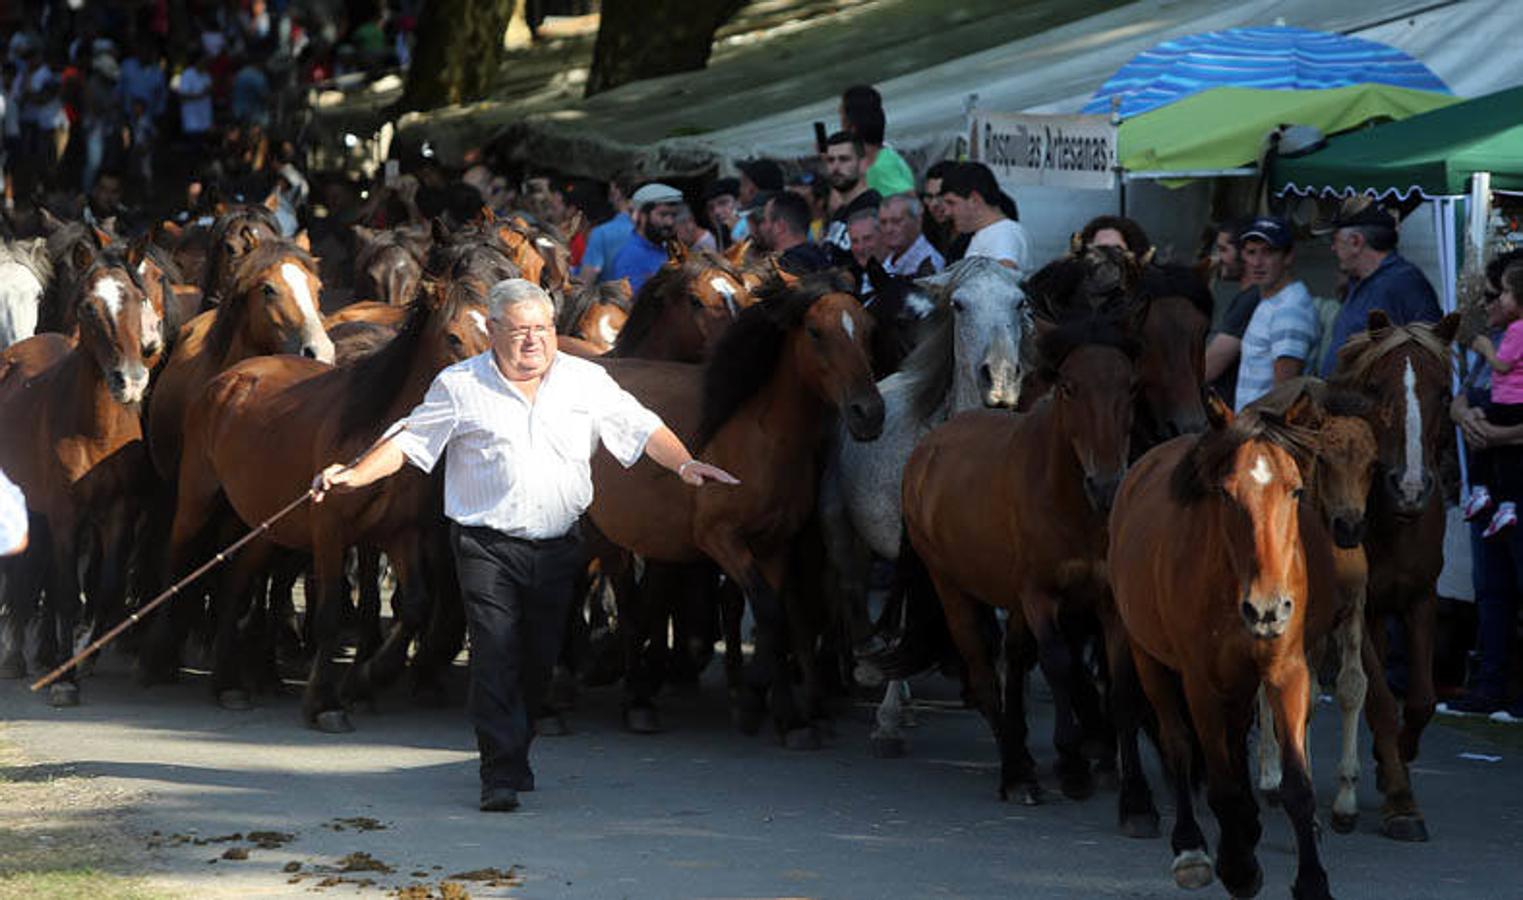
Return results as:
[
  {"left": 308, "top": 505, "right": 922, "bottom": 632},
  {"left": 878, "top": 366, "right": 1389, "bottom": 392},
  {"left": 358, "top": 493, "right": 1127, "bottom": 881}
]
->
[{"left": 841, "top": 84, "right": 914, "bottom": 197}]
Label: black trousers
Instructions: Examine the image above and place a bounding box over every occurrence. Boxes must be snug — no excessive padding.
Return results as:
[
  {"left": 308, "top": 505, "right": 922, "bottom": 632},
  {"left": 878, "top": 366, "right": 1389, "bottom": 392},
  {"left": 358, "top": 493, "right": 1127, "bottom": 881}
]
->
[
  {"left": 450, "top": 522, "right": 584, "bottom": 791},
  {"left": 1478, "top": 401, "right": 1523, "bottom": 502}
]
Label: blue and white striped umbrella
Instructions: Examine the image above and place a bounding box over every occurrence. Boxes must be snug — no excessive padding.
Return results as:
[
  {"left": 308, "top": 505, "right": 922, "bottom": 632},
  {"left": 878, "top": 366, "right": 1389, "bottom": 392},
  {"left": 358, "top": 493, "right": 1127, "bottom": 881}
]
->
[{"left": 1083, "top": 26, "right": 1450, "bottom": 120}]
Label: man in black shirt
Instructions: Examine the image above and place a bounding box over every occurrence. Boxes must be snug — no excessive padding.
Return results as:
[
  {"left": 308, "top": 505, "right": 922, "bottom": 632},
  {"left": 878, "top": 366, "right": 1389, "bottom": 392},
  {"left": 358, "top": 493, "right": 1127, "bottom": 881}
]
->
[{"left": 821, "top": 131, "right": 881, "bottom": 266}]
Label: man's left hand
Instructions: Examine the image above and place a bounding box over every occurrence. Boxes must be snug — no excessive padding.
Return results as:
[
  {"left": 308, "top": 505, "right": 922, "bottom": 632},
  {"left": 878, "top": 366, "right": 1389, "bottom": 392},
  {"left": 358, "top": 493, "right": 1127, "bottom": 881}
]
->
[{"left": 679, "top": 460, "right": 740, "bottom": 486}]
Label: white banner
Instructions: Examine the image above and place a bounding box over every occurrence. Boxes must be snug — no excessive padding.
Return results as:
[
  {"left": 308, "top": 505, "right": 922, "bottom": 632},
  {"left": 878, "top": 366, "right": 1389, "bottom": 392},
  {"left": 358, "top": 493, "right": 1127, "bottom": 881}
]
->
[{"left": 968, "top": 112, "right": 1118, "bottom": 191}]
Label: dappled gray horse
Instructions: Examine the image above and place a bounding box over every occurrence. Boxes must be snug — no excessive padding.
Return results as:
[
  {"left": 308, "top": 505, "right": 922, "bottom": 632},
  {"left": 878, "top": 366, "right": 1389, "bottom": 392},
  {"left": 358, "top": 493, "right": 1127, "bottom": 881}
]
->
[{"left": 819, "top": 257, "right": 1033, "bottom": 752}]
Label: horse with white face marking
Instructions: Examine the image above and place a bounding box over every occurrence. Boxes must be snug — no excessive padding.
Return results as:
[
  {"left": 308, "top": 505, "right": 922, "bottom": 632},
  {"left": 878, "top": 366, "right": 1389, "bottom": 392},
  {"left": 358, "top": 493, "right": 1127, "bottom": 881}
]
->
[
  {"left": 0, "top": 238, "right": 51, "bottom": 349},
  {"left": 1327, "top": 310, "right": 1459, "bottom": 843},
  {"left": 818, "top": 257, "right": 1032, "bottom": 743}
]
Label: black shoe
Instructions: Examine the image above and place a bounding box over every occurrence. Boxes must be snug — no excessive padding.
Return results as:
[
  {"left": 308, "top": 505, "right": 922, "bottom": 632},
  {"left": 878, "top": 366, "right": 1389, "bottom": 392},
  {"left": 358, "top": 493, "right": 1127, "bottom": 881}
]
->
[
  {"left": 1439, "top": 691, "right": 1503, "bottom": 716},
  {"left": 479, "top": 786, "right": 520, "bottom": 812}
]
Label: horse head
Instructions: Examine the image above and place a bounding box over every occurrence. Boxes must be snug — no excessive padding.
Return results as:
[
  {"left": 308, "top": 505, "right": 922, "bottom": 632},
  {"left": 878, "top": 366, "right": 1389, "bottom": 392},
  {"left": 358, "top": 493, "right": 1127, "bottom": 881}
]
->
[
  {"left": 431, "top": 277, "right": 495, "bottom": 364},
  {"left": 354, "top": 225, "right": 427, "bottom": 308},
  {"left": 224, "top": 240, "right": 334, "bottom": 363},
  {"left": 1316, "top": 410, "right": 1379, "bottom": 548},
  {"left": 1132, "top": 266, "right": 1212, "bottom": 444},
  {"left": 798, "top": 288, "right": 884, "bottom": 441},
  {"left": 1332, "top": 311, "right": 1459, "bottom": 517},
  {"left": 76, "top": 260, "right": 151, "bottom": 405},
  {"left": 922, "top": 257, "right": 1031, "bottom": 414},
  {"left": 1037, "top": 314, "right": 1139, "bottom": 513}
]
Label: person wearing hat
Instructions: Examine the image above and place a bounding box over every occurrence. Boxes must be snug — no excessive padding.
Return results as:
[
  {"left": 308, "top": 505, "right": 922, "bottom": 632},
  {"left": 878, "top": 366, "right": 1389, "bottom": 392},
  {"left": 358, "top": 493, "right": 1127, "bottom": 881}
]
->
[
  {"left": 1318, "top": 201, "right": 1441, "bottom": 376},
  {"left": 702, "top": 177, "right": 740, "bottom": 251},
  {"left": 603, "top": 182, "right": 683, "bottom": 293},
  {"left": 1232, "top": 216, "right": 1321, "bottom": 411},
  {"left": 730, "top": 160, "right": 780, "bottom": 244}
]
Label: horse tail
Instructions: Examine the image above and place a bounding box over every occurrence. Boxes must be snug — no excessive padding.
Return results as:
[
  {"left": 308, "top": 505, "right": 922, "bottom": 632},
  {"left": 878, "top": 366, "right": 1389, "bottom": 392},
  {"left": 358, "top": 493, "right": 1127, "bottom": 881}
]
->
[{"left": 869, "top": 526, "right": 959, "bottom": 680}]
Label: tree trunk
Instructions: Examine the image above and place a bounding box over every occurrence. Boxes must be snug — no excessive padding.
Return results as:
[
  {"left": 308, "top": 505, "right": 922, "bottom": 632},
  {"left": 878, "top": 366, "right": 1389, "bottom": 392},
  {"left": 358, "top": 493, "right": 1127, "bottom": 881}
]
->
[
  {"left": 585, "top": 0, "right": 746, "bottom": 98},
  {"left": 401, "top": 0, "right": 516, "bottom": 112}
]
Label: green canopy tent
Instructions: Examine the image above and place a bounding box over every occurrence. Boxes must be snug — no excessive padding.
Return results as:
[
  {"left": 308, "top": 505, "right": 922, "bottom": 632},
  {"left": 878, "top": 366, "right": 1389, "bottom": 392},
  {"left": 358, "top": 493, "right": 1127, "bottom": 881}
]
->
[
  {"left": 1117, "top": 83, "right": 1456, "bottom": 179},
  {"left": 1273, "top": 85, "right": 1523, "bottom": 198}
]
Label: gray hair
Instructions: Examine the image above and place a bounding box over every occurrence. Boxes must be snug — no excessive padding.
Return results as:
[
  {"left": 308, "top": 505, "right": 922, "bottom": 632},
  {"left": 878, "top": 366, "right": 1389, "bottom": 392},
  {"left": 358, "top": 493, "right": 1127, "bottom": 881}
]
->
[
  {"left": 846, "top": 206, "right": 879, "bottom": 228},
  {"left": 881, "top": 191, "right": 922, "bottom": 220},
  {"left": 487, "top": 278, "right": 556, "bottom": 321}
]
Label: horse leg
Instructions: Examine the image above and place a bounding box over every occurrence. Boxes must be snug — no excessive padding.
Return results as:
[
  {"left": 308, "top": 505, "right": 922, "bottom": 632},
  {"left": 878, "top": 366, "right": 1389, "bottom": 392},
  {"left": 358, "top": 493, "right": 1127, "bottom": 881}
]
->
[
  {"left": 869, "top": 679, "right": 909, "bottom": 757},
  {"left": 1268, "top": 663, "right": 1334, "bottom": 900},
  {"left": 617, "top": 555, "right": 664, "bottom": 734},
  {"left": 997, "top": 610, "right": 1042, "bottom": 804},
  {"left": 718, "top": 576, "right": 745, "bottom": 694},
  {"left": 0, "top": 519, "right": 47, "bottom": 679},
  {"left": 1255, "top": 685, "right": 1283, "bottom": 805},
  {"left": 42, "top": 518, "right": 84, "bottom": 707},
  {"left": 302, "top": 533, "right": 354, "bottom": 732},
  {"left": 1134, "top": 650, "right": 1211, "bottom": 889},
  {"left": 409, "top": 529, "right": 465, "bottom": 707},
  {"left": 1188, "top": 680, "right": 1263, "bottom": 900},
  {"left": 1331, "top": 604, "right": 1366, "bottom": 834},
  {"left": 742, "top": 553, "right": 815, "bottom": 749},
  {"left": 1399, "top": 592, "right": 1437, "bottom": 764},
  {"left": 347, "top": 539, "right": 423, "bottom": 704},
  {"left": 1102, "top": 605, "right": 1158, "bottom": 838},
  {"left": 210, "top": 538, "right": 275, "bottom": 709},
  {"left": 1025, "top": 589, "right": 1092, "bottom": 800},
  {"left": 1361, "top": 610, "right": 1426, "bottom": 841},
  {"left": 353, "top": 546, "right": 385, "bottom": 662}
]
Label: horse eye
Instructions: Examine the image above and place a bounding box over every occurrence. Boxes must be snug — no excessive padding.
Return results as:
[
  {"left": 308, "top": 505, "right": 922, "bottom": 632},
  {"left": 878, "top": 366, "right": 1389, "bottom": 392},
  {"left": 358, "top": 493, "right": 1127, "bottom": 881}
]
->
[
  {"left": 263, "top": 283, "right": 277, "bottom": 297},
  {"left": 806, "top": 325, "right": 823, "bottom": 341},
  {"left": 950, "top": 298, "right": 965, "bottom": 313},
  {"left": 1291, "top": 487, "right": 1306, "bottom": 500},
  {"left": 446, "top": 333, "right": 463, "bottom": 348},
  {"left": 690, "top": 295, "right": 705, "bottom": 309}
]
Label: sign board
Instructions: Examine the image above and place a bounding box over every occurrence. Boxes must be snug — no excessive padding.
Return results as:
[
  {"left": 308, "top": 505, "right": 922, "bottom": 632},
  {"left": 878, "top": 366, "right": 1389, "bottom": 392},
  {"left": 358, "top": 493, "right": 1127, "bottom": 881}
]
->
[{"left": 968, "top": 112, "right": 1118, "bottom": 191}]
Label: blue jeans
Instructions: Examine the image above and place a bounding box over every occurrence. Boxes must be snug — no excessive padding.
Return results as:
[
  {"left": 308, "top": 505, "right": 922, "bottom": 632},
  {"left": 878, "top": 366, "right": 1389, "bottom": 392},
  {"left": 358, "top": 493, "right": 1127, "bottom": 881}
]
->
[{"left": 1469, "top": 515, "right": 1523, "bottom": 699}]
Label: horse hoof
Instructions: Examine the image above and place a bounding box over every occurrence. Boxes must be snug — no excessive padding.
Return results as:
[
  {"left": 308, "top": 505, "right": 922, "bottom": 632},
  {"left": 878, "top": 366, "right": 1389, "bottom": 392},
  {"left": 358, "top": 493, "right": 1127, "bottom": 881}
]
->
[
  {"left": 623, "top": 706, "right": 662, "bottom": 735},
  {"left": 217, "top": 689, "right": 253, "bottom": 711},
  {"left": 1223, "top": 860, "right": 1264, "bottom": 899},
  {"left": 1330, "top": 811, "right": 1358, "bottom": 834},
  {"left": 1381, "top": 814, "right": 1429, "bottom": 842},
  {"left": 0, "top": 659, "right": 24, "bottom": 680},
  {"left": 1261, "top": 786, "right": 1282, "bottom": 807},
  {"left": 1171, "top": 849, "right": 1214, "bottom": 890},
  {"left": 731, "top": 705, "right": 764, "bottom": 736},
  {"left": 783, "top": 726, "right": 821, "bottom": 751},
  {"left": 869, "top": 735, "right": 906, "bottom": 758},
  {"left": 1060, "top": 771, "right": 1095, "bottom": 801},
  {"left": 312, "top": 710, "right": 354, "bottom": 734},
  {"left": 1120, "top": 811, "right": 1160, "bottom": 840},
  {"left": 1001, "top": 781, "right": 1042, "bottom": 806},
  {"left": 534, "top": 714, "right": 569, "bottom": 737},
  {"left": 47, "top": 683, "right": 80, "bottom": 708}
]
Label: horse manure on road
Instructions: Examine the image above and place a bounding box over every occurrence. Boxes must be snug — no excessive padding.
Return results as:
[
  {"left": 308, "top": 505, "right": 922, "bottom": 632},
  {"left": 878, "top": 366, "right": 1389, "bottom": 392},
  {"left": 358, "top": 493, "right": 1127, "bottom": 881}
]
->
[
  {"left": 449, "top": 865, "right": 522, "bottom": 887},
  {"left": 220, "top": 846, "right": 249, "bottom": 860},
  {"left": 247, "top": 829, "right": 295, "bottom": 848},
  {"left": 326, "top": 815, "right": 389, "bottom": 832},
  {"left": 337, "top": 850, "right": 395, "bottom": 873},
  {"left": 392, "top": 883, "right": 471, "bottom": 900},
  {"left": 283, "top": 860, "right": 302, "bottom": 873}
]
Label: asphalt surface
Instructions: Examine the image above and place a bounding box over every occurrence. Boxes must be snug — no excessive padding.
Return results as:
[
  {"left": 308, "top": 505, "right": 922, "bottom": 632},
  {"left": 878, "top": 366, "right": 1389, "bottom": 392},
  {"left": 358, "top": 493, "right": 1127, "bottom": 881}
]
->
[{"left": 1, "top": 652, "right": 1521, "bottom": 899}]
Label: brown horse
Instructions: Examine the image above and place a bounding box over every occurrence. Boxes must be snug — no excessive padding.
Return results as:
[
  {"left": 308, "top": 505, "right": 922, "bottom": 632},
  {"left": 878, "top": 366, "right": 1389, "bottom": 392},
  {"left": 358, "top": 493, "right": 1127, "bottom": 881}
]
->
[
  {"left": 900, "top": 315, "right": 1137, "bottom": 803},
  {"left": 556, "top": 278, "right": 632, "bottom": 354},
  {"left": 587, "top": 273, "right": 883, "bottom": 744},
  {"left": 1109, "top": 394, "right": 1337, "bottom": 900},
  {"left": 0, "top": 250, "right": 152, "bottom": 705},
  {"left": 167, "top": 276, "right": 491, "bottom": 726},
  {"left": 195, "top": 203, "right": 284, "bottom": 311},
  {"left": 1328, "top": 310, "right": 1459, "bottom": 842},
  {"left": 352, "top": 224, "right": 430, "bottom": 307},
  {"left": 606, "top": 246, "right": 752, "bottom": 362}
]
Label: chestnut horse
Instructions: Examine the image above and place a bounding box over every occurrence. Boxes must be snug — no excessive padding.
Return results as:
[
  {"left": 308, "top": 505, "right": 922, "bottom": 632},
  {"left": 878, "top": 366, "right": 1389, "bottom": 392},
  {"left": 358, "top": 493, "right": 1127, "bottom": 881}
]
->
[
  {"left": 1108, "top": 394, "right": 1337, "bottom": 900},
  {"left": 1328, "top": 310, "right": 1459, "bottom": 842},
  {"left": 352, "top": 224, "right": 430, "bottom": 307},
  {"left": 168, "top": 277, "right": 492, "bottom": 726},
  {"left": 900, "top": 315, "right": 1137, "bottom": 803},
  {"left": 556, "top": 278, "right": 632, "bottom": 354},
  {"left": 195, "top": 203, "right": 284, "bottom": 311},
  {"left": 0, "top": 251, "right": 152, "bottom": 705},
  {"left": 587, "top": 274, "right": 883, "bottom": 745},
  {"left": 606, "top": 246, "right": 751, "bottom": 362}
]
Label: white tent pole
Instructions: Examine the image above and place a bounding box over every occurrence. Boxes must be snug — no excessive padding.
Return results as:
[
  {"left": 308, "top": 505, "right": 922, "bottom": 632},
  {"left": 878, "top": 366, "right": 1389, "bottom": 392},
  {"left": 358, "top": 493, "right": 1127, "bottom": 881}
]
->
[{"left": 1439, "top": 194, "right": 1469, "bottom": 499}]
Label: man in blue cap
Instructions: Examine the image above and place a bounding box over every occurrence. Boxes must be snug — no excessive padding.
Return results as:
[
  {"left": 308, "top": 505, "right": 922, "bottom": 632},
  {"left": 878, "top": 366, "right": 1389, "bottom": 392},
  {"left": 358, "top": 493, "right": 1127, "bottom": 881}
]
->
[
  {"left": 603, "top": 183, "right": 684, "bottom": 293},
  {"left": 1319, "top": 201, "right": 1442, "bottom": 376},
  {"left": 1233, "top": 215, "right": 1320, "bottom": 411}
]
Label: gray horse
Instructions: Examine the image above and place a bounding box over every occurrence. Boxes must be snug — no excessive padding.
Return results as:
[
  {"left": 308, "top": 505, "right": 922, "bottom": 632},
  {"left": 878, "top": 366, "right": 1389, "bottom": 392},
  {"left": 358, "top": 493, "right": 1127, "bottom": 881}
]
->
[
  {"left": 819, "top": 256, "right": 1033, "bottom": 752},
  {"left": 0, "top": 238, "right": 51, "bottom": 350}
]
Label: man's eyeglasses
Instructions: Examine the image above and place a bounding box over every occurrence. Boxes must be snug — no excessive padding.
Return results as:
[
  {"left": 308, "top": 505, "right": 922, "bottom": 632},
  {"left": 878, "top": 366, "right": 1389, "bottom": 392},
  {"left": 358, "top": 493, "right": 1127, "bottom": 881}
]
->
[{"left": 505, "top": 325, "right": 554, "bottom": 340}]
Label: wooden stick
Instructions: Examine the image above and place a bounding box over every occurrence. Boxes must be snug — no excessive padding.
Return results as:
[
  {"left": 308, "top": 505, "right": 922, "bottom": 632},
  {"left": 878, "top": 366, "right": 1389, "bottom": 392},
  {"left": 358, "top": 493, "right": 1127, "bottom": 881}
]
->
[{"left": 29, "top": 487, "right": 317, "bottom": 693}]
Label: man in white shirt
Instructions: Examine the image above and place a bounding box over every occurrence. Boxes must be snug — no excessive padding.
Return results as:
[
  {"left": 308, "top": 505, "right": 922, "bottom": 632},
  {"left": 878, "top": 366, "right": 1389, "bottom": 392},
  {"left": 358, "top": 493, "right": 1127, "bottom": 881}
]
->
[
  {"left": 1231, "top": 216, "right": 1320, "bottom": 411},
  {"left": 0, "top": 467, "right": 26, "bottom": 556},
  {"left": 878, "top": 191, "right": 944, "bottom": 276},
  {"left": 940, "top": 162, "right": 1029, "bottom": 271},
  {"left": 314, "top": 280, "right": 735, "bottom": 813}
]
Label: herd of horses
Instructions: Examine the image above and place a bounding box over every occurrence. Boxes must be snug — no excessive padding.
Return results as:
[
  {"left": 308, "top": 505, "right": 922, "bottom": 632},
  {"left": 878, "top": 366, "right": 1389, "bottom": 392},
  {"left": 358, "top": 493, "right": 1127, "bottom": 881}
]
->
[{"left": 0, "top": 194, "right": 1465, "bottom": 898}]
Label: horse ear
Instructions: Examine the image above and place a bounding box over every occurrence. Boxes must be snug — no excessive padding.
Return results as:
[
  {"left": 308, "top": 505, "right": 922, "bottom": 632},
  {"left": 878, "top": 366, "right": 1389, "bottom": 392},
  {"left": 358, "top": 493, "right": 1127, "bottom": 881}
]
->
[
  {"left": 915, "top": 256, "right": 937, "bottom": 278},
  {"left": 92, "top": 224, "right": 114, "bottom": 248},
  {"left": 563, "top": 208, "right": 584, "bottom": 237},
  {"left": 156, "top": 219, "right": 183, "bottom": 243},
  {"left": 125, "top": 235, "right": 147, "bottom": 269},
  {"left": 1138, "top": 246, "right": 1156, "bottom": 268},
  {"left": 498, "top": 224, "right": 528, "bottom": 252},
  {"left": 1205, "top": 389, "right": 1234, "bottom": 430},
  {"left": 213, "top": 201, "right": 230, "bottom": 217},
  {"left": 1366, "top": 309, "right": 1393, "bottom": 339},
  {"left": 71, "top": 240, "right": 96, "bottom": 273},
  {"left": 352, "top": 224, "right": 378, "bottom": 246},
  {"left": 480, "top": 206, "right": 496, "bottom": 225},
  {"left": 1279, "top": 391, "right": 1324, "bottom": 431},
  {"left": 292, "top": 230, "right": 311, "bottom": 252},
  {"left": 1433, "top": 312, "right": 1462, "bottom": 345},
  {"left": 865, "top": 258, "right": 891, "bottom": 296},
  {"left": 725, "top": 237, "right": 751, "bottom": 267},
  {"left": 430, "top": 216, "right": 452, "bottom": 245},
  {"left": 1069, "top": 231, "right": 1083, "bottom": 256},
  {"left": 38, "top": 206, "right": 64, "bottom": 234},
  {"left": 665, "top": 239, "right": 688, "bottom": 265},
  {"left": 263, "top": 190, "right": 282, "bottom": 213},
  {"left": 611, "top": 277, "right": 632, "bottom": 298}
]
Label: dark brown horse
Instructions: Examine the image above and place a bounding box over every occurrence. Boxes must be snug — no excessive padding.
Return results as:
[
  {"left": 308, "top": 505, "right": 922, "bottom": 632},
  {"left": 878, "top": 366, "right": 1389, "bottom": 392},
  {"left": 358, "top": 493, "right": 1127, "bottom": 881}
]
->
[
  {"left": 900, "top": 315, "right": 1138, "bottom": 803},
  {"left": 1329, "top": 310, "right": 1459, "bottom": 842},
  {"left": 352, "top": 224, "right": 430, "bottom": 307},
  {"left": 0, "top": 250, "right": 152, "bottom": 705},
  {"left": 1109, "top": 394, "right": 1337, "bottom": 900},
  {"left": 606, "top": 246, "right": 752, "bottom": 362},
  {"left": 556, "top": 278, "right": 632, "bottom": 355},
  {"left": 167, "top": 276, "right": 491, "bottom": 726},
  {"left": 587, "top": 274, "right": 883, "bottom": 745},
  {"left": 195, "top": 203, "right": 284, "bottom": 311}
]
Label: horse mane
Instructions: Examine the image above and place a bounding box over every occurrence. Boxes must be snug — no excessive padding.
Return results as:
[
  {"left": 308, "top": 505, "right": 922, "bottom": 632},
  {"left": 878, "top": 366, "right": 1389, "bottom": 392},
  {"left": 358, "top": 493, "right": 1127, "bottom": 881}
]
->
[
  {"left": 695, "top": 270, "right": 851, "bottom": 449},
  {"left": 557, "top": 279, "right": 632, "bottom": 334},
  {"left": 335, "top": 276, "right": 485, "bottom": 442},
  {"left": 0, "top": 237, "right": 52, "bottom": 283},
  {"left": 1170, "top": 405, "right": 1316, "bottom": 505},
  {"left": 135, "top": 238, "right": 187, "bottom": 342},
  {"left": 609, "top": 250, "right": 744, "bottom": 357},
  {"left": 355, "top": 229, "right": 425, "bottom": 272},
  {"left": 1330, "top": 321, "right": 1452, "bottom": 386},
  {"left": 424, "top": 235, "right": 518, "bottom": 284},
  {"left": 1137, "top": 262, "right": 1214, "bottom": 320},
  {"left": 206, "top": 239, "right": 318, "bottom": 360},
  {"left": 1036, "top": 314, "right": 1141, "bottom": 378},
  {"left": 899, "top": 256, "right": 1026, "bottom": 423}
]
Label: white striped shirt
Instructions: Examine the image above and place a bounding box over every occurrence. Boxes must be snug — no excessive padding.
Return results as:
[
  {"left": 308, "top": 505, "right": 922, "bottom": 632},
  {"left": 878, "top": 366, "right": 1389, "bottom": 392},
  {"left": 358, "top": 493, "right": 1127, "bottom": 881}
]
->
[
  {"left": 387, "top": 350, "right": 663, "bottom": 539},
  {"left": 0, "top": 467, "right": 26, "bottom": 556}
]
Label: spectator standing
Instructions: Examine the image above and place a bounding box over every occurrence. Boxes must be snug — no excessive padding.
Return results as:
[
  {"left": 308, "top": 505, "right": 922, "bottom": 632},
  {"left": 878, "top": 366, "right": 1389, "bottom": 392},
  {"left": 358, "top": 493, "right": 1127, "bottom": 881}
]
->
[
  {"left": 1231, "top": 217, "right": 1319, "bottom": 411},
  {"left": 23, "top": 47, "right": 66, "bottom": 172},
  {"left": 703, "top": 177, "right": 739, "bottom": 251},
  {"left": 604, "top": 182, "right": 682, "bottom": 293},
  {"left": 821, "top": 131, "right": 881, "bottom": 263},
  {"left": 1319, "top": 202, "right": 1442, "bottom": 376},
  {"left": 127, "top": 98, "right": 156, "bottom": 196},
  {"left": 79, "top": 50, "right": 122, "bottom": 193},
  {"left": 230, "top": 53, "right": 271, "bottom": 126},
  {"left": 176, "top": 53, "right": 215, "bottom": 152},
  {"left": 119, "top": 41, "right": 167, "bottom": 121},
  {"left": 583, "top": 171, "right": 635, "bottom": 282},
  {"left": 1462, "top": 260, "right": 1523, "bottom": 538},
  {"left": 674, "top": 204, "right": 716, "bottom": 252},
  {"left": 763, "top": 191, "right": 831, "bottom": 275},
  {"left": 879, "top": 191, "right": 943, "bottom": 276},
  {"left": 840, "top": 84, "right": 914, "bottom": 197},
  {"left": 1203, "top": 218, "right": 1258, "bottom": 403},
  {"left": 939, "top": 161, "right": 1027, "bottom": 270},
  {"left": 733, "top": 159, "right": 782, "bottom": 243}
]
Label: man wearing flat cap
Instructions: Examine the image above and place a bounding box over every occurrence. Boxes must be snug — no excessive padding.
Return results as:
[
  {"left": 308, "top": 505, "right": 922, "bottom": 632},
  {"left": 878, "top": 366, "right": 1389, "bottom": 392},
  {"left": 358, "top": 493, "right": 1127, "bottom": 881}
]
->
[
  {"left": 1319, "top": 201, "right": 1442, "bottom": 376},
  {"left": 604, "top": 182, "right": 685, "bottom": 292}
]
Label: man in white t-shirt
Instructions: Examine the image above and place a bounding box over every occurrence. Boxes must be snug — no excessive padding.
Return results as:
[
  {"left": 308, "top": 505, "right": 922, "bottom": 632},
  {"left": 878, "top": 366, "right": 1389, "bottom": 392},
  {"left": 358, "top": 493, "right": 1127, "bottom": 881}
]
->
[
  {"left": 1232, "top": 216, "right": 1320, "bottom": 411},
  {"left": 940, "top": 162, "right": 1029, "bottom": 271},
  {"left": 176, "top": 54, "right": 214, "bottom": 142}
]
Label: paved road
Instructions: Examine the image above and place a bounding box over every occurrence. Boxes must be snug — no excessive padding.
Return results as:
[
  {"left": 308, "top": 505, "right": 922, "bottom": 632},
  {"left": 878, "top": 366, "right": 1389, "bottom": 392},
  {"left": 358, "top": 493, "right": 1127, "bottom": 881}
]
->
[{"left": 1, "top": 654, "right": 1520, "bottom": 899}]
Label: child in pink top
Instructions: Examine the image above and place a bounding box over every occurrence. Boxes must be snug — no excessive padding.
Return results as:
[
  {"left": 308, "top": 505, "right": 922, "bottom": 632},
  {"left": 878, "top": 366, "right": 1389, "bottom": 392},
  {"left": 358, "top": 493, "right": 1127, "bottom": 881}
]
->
[{"left": 1464, "top": 261, "right": 1523, "bottom": 536}]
